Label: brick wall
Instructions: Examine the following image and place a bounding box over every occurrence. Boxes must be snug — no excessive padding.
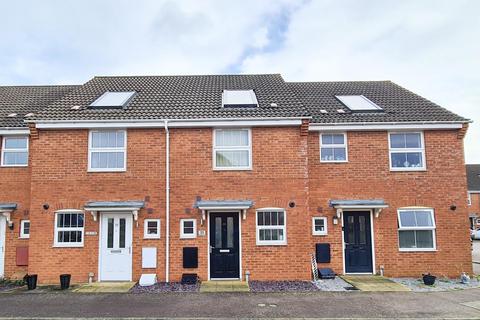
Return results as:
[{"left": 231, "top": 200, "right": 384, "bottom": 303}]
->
[
  {"left": 308, "top": 130, "right": 472, "bottom": 277},
  {"left": 0, "top": 136, "right": 30, "bottom": 278},
  {"left": 1, "top": 125, "right": 471, "bottom": 283}
]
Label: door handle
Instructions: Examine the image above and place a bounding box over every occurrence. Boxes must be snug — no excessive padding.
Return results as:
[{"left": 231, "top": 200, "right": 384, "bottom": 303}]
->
[
  {"left": 209, "top": 246, "right": 213, "bottom": 254},
  {"left": 111, "top": 250, "right": 121, "bottom": 253}
]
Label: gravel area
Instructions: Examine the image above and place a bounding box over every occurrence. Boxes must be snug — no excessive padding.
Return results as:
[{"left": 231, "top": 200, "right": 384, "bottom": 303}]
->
[
  {"left": 392, "top": 277, "right": 480, "bottom": 292},
  {"left": 314, "top": 278, "right": 356, "bottom": 291},
  {"left": 249, "top": 281, "right": 320, "bottom": 292},
  {"left": 130, "top": 282, "right": 200, "bottom": 293},
  {"left": 0, "top": 280, "right": 24, "bottom": 292}
]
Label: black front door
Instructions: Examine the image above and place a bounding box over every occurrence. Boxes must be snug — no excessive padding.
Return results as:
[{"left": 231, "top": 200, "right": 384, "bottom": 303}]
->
[
  {"left": 343, "top": 211, "right": 373, "bottom": 273},
  {"left": 210, "top": 212, "right": 240, "bottom": 279}
]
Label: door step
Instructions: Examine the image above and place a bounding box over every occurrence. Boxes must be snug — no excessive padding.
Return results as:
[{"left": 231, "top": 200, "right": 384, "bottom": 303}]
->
[
  {"left": 73, "top": 281, "right": 136, "bottom": 293},
  {"left": 200, "top": 280, "right": 249, "bottom": 293},
  {"left": 341, "top": 276, "right": 410, "bottom": 292}
]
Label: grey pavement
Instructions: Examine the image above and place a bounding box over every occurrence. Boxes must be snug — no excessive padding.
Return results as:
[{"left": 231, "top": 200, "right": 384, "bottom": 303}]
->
[{"left": 1, "top": 289, "right": 480, "bottom": 319}]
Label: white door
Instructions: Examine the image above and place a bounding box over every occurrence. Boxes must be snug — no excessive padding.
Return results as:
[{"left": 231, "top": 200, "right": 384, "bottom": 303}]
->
[
  {"left": 100, "top": 213, "right": 132, "bottom": 281},
  {"left": 0, "top": 216, "right": 6, "bottom": 279}
]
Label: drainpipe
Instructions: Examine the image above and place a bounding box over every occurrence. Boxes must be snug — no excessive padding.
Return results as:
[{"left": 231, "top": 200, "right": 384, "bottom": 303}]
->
[{"left": 164, "top": 120, "right": 170, "bottom": 282}]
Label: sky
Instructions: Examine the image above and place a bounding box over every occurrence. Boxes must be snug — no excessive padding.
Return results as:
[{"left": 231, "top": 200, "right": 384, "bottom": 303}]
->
[{"left": 0, "top": 0, "right": 478, "bottom": 162}]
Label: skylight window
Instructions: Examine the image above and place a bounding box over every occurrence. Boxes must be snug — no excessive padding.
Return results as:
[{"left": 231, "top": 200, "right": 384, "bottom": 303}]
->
[
  {"left": 89, "top": 91, "right": 136, "bottom": 109},
  {"left": 222, "top": 90, "right": 258, "bottom": 108},
  {"left": 335, "top": 95, "right": 382, "bottom": 111}
]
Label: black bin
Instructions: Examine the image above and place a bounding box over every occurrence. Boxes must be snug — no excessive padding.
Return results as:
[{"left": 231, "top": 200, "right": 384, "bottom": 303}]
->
[
  {"left": 26, "top": 274, "right": 37, "bottom": 290},
  {"left": 60, "top": 274, "right": 71, "bottom": 290}
]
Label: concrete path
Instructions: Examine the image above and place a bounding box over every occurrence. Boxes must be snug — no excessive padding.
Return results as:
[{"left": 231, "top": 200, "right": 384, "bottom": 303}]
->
[
  {"left": 1, "top": 288, "right": 480, "bottom": 318},
  {"left": 73, "top": 281, "right": 136, "bottom": 293},
  {"left": 341, "top": 275, "right": 410, "bottom": 292},
  {"left": 473, "top": 240, "right": 480, "bottom": 275},
  {"left": 200, "top": 280, "right": 249, "bottom": 292}
]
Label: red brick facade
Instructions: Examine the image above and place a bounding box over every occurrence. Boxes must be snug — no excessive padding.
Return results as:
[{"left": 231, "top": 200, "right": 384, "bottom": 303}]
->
[{"left": 0, "top": 125, "right": 472, "bottom": 283}]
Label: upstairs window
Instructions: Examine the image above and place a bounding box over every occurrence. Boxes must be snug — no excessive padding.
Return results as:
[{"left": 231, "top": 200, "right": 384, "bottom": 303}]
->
[
  {"left": 88, "top": 130, "right": 127, "bottom": 172},
  {"left": 398, "top": 208, "right": 436, "bottom": 251},
  {"left": 256, "top": 209, "right": 286, "bottom": 245},
  {"left": 335, "top": 95, "right": 382, "bottom": 111},
  {"left": 222, "top": 90, "right": 258, "bottom": 108},
  {"left": 144, "top": 219, "right": 160, "bottom": 239},
  {"left": 389, "top": 132, "right": 425, "bottom": 170},
  {"left": 89, "top": 91, "right": 136, "bottom": 109},
  {"left": 1, "top": 136, "right": 28, "bottom": 167},
  {"left": 320, "top": 133, "right": 347, "bottom": 162},
  {"left": 213, "top": 129, "right": 252, "bottom": 170}
]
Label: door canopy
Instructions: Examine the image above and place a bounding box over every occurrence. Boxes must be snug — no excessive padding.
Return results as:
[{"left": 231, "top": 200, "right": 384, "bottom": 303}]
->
[{"left": 329, "top": 199, "right": 389, "bottom": 219}]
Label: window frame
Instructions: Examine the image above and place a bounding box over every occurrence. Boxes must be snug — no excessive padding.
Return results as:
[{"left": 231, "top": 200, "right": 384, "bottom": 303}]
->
[
  {"left": 397, "top": 208, "right": 436, "bottom": 252},
  {"left": 468, "top": 192, "right": 472, "bottom": 206},
  {"left": 144, "top": 219, "right": 161, "bottom": 239},
  {"left": 180, "top": 219, "right": 197, "bottom": 239},
  {"left": 256, "top": 208, "right": 287, "bottom": 246},
  {"left": 312, "top": 217, "right": 328, "bottom": 236},
  {"left": 319, "top": 132, "right": 348, "bottom": 163},
  {"left": 212, "top": 128, "right": 252, "bottom": 170},
  {"left": 1, "top": 136, "right": 29, "bottom": 167},
  {"left": 53, "top": 211, "right": 85, "bottom": 248},
  {"left": 88, "top": 130, "right": 127, "bottom": 172},
  {"left": 388, "top": 131, "right": 426, "bottom": 171},
  {"left": 19, "top": 220, "right": 30, "bottom": 239}
]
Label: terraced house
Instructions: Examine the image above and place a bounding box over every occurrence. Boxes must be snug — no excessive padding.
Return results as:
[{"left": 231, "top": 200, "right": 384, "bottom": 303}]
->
[{"left": 0, "top": 74, "right": 472, "bottom": 284}]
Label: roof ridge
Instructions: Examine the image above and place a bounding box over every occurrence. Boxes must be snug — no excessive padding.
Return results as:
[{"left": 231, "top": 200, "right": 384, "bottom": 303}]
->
[
  {"left": 92, "top": 73, "right": 282, "bottom": 79},
  {"left": 0, "top": 85, "right": 80, "bottom": 89},
  {"left": 287, "top": 80, "right": 392, "bottom": 84}
]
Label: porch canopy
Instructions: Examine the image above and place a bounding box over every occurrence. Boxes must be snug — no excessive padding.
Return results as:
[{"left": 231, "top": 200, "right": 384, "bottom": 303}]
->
[
  {"left": 329, "top": 199, "right": 388, "bottom": 218},
  {"left": 84, "top": 201, "right": 145, "bottom": 221},
  {"left": 194, "top": 200, "right": 254, "bottom": 220},
  {"left": 0, "top": 203, "right": 17, "bottom": 224}
]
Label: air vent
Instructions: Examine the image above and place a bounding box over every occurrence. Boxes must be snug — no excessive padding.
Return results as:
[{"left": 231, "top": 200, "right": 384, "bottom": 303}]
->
[
  {"left": 337, "top": 109, "right": 346, "bottom": 113},
  {"left": 270, "top": 103, "right": 278, "bottom": 107},
  {"left": 7, "top": 113, "right": 17, "bottom": 117},
  {"left": 320, "top": 109, "right": 328, "bottom": 114},
  {"left": 71, "top": 105, "right": 81, "bottom": 110},
  {"left": 24, "top": 113, "right": 34, "bottom": 117}
]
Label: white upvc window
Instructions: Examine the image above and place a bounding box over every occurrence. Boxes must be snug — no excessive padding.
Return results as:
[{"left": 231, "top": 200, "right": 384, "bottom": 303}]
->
[
  {"left": 88, "top": 130, "right": 127, "bottom": 172},
  {"left": 213, "top": 128, "right": 252, "bottom": 170},
  {"left": 389, "top": 132, "right": 426, "bottom": 171},
  {"left": 320, "top": 133, "right": 348, "bottom": 162},
  {"left": 397, "top": 208, "right": 436, "bottom": 251},
  {"left": 20, "top": 220, "right": 30, "bottom": 239},
  {"left": 144, "top": 219, "right": 160, "bottom": 239},
  {"left": 1, "top": 136, "right": 29, "bottom": 167},
  {"left": 312, "top": 217, "right": 328, "bottom": 236},
  {"left": 180, "top": 219, "right": 197, "bottom": 239},
  {"left": 54, "top": 212, "right": 85, "bottom": 247},
  {"left": 256, "top": 208, "right": 287, "bottom": 245}
]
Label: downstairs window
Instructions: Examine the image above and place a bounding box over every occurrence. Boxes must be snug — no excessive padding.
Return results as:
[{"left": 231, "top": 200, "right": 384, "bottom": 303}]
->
[{"left": 398, "top": 208, "right": 436, "bottom": 251}]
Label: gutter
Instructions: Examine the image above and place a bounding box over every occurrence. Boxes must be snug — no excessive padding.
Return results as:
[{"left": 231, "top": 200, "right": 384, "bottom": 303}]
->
[{"left": 164, "top": 120, "right": 170, "bottom": 282}]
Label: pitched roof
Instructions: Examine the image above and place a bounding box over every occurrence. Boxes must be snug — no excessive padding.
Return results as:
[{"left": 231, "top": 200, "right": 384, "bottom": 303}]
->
[
  {"left": 467, "top": 164, "right": 480, "bottom": 191},
  {"left": 30, "top": 74, "right": 308, "bottom": 122},
  {"left": 288, "top": 81, "right": 469, "bottom": 124},
  {"left": 0, "top": 85, "right": 79, "bottom": 128}
]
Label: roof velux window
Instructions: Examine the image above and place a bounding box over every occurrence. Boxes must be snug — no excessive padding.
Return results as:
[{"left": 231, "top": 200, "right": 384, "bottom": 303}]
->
[
  {"left": 222, "top": 90, "right": 258, "bottom": 108},
  {"left": 89, "top": 91, "right": 136, "bottom": 109},
  {"left": 335, "top": 95, "right": 382, "bottom": 111}
]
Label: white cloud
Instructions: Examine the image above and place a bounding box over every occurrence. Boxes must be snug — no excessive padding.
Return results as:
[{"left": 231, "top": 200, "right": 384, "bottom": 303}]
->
[{"left": 0, "top": 0, "right": 478, "bottom": 162}]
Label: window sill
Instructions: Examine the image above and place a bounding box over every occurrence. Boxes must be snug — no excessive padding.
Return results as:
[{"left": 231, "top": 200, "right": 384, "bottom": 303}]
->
[
  {"left": 88, "top": 169, "right": 126, "bottom": 173},
  {"left": 213, "top": 167, "right": 252, "bottom": 171},
  {"left": 312, "top": 233, "right": 328, "bottom": 236},
  {"left": 390, "top": 168, "right": 427, "bottom": 172},
  {"left": 320, "top": 160, "right": 348, "bottom": 163},
  {"left": 19, "top": 237, "right": 30, "bottom": 240},
  {"left": 0, "top": 164, "right": 28, "bottom": 168},
  {"left": 399, "top": 248, "right": 437, "bottom": 252},
  {"left": 180, "top": 236, "right": 196, "bottom": 239},
  {"left": 144, "top": 236, "right": 161, "bottom": 240},
  {"left": 53, "top": 244, "right": 84, "bottom": 248},
  {"left": 256, "top": 242, "right": 287, "bottom": 246}
]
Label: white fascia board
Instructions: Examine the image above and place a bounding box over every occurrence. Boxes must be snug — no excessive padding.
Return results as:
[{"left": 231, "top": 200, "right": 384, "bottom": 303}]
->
[
  {"left": 0, "top": 128, "right": 30, "bottom": 135},
  {"left": 309, "top": 122, "right": 464, "bottom": 131},
  {"left": 33, "top": 118, "right": 304, "bottom": 129},
  {"left": 469, "top": 190, "right": 480, "bottom": 193}
]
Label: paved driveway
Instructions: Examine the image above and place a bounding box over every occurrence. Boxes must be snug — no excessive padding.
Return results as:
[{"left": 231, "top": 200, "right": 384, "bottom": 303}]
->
[
  {"left": 1, "top": 289, "right": 480, "bottom": 318},
  {"left": 473, "top": 240, "right": 480, "bottom": 275}
]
